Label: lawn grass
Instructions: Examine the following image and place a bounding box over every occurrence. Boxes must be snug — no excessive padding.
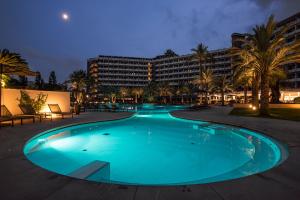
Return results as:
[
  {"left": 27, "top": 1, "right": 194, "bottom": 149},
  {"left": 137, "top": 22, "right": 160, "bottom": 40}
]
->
[{"left": 230, "top": 108, "right": 300, "bottom": 121}]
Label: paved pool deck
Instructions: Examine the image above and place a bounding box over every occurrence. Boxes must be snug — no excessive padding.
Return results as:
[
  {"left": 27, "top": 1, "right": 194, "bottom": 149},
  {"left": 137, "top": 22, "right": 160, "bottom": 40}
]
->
[{"left": 0, "top": 108, "right": 300, "bottom": 200}]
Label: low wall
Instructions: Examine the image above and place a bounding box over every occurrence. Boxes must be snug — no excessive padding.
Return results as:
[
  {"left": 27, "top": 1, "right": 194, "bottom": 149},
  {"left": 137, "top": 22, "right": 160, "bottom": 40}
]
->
[
  {"left": 234, "top": 103, "right": 300, "bottom": 109},
  {"left": 1, "top": 88, "right": 70, "bottom": 115}
]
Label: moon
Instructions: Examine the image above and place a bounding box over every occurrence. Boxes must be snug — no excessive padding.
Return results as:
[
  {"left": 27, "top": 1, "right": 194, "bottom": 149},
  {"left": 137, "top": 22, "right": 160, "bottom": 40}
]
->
[{"left": 62, "top": 12, "right": 69, "bottom": 21}]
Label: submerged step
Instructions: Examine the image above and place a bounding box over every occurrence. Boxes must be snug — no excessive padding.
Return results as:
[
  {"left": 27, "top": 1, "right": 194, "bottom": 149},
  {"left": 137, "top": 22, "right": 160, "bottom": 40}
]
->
[{"left": 68, "top": 160, "right": 110, "bottom": 180}]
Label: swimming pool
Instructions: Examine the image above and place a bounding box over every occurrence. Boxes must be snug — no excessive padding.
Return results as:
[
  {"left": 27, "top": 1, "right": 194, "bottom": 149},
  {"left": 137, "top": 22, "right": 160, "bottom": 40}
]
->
[{"left": 24, "top": 105, "right": 288, "bottom": 186}]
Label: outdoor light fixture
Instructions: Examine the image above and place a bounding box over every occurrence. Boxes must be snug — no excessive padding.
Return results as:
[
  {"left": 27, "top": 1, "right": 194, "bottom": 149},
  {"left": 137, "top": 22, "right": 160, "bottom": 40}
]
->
[
  {"left": 249, "top": 105, "right": 253, "bottom": 108},
  {"left": 252, "top": 106, "right": 257, "bottom": 111}
]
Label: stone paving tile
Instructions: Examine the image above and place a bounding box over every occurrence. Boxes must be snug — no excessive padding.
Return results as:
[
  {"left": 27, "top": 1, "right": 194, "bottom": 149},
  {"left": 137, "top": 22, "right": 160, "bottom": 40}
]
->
[
  {"left": 0, "top": 165, "right": 71, "bottom": 200},
  {"left": 210, "top": 173, "right": 300, "bottom": 200},
  {"left": 134, "top": 185, "right": 223, "bottom": 200},
  {"left": 45, "top": 181, "right": 137, "bottom": 200},
  {"left": 259, "top": 146, "right": 300, "bottom": 191}
]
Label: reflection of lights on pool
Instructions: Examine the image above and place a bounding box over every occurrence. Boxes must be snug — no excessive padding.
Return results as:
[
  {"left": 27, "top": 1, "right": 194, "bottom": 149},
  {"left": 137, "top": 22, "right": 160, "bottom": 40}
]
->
[
  {"left": 136, "top": 114, "right": 152, "bottom": 118},
  {"left": 193, "top": 124, "right": 198, "bottom": 130},
  {"left": 49, "top": 137, "right": 80, "bottom": 150},
  {"left": 38, "top": 138, "right": 47, "bottom": 143},
  {"left": 245, "top": 148, "right": 255, "bottom": 159}
]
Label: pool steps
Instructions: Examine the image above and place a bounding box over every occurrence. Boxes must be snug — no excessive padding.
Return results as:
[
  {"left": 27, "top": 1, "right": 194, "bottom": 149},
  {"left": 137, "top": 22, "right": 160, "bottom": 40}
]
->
[
  {"left": 197, "top": 123, "right": 230, "bottom": 135},
  {"left": 68, "top": 160, "right": 110, "bottom": 180}
]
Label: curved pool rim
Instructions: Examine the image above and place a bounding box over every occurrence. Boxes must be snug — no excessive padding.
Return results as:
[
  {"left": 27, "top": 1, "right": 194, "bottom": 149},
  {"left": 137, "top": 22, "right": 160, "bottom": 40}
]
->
[{"left": 23, "top": 107, "right": 289, "bottom": 186}]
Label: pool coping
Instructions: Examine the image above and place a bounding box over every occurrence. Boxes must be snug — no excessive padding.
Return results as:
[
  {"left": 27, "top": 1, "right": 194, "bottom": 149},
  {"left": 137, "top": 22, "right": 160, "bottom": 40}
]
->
[{"left": 23, "top": 110, "right": 289, "bottom": 187}]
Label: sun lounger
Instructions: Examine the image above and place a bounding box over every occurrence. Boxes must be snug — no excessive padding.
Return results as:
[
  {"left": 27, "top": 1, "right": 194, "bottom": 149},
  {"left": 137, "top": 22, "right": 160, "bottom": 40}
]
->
[{"left": 48, "top": 104, "right": 73, "bottom": 119}]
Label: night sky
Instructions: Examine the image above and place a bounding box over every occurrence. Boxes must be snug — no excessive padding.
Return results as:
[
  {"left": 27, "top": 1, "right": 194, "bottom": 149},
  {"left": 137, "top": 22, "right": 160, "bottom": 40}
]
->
[{"left": 1, "top": 0, "right": 300, "bottom": 82}]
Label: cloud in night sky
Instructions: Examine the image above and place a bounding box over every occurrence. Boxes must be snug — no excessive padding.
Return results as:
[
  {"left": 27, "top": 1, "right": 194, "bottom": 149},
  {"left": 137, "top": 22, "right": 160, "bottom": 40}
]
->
[{"left": 0, "top": 0, "right": 299, "bottom": 82}]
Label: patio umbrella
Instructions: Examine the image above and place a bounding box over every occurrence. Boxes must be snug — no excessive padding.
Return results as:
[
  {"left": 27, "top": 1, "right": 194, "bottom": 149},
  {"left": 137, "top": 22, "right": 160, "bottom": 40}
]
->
[{"left": 0, "top": 49, "right": 37, "bottom": 116}]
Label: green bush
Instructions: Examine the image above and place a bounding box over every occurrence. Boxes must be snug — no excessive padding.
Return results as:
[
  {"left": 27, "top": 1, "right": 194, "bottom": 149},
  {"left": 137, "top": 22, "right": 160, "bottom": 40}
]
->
[
  {"left": 17, "top": 90, "right": 48, "bottom": 113},
  {"left": 294, "top": 97, "right": 300, "bottom": 104}
]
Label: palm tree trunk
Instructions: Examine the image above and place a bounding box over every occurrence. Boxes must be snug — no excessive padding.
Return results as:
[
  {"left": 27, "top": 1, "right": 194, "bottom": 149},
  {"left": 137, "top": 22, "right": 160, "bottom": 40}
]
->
[
  {"left": 205, "top": 91, "right": 208, "bottom": 105},
  {"left": 270, "top": 80, "right": 281, "bottom": 103},
  {"left": 244, "top": 87, "right": 248, "bottom": 104},
  {"left": 181, "top": 96, "right": 184, "bottom": 104},
  {"left": 135, "top": 95, "right": 138, "bottom": 104},
  {"left": 221, "top": 90, "right": 225, "bottom": 106},
  {"left": 260, "top": 72, "right": 270, "bottom": 116},
  {"left": 252, "top": 75, "right": 259, "bottom": 107}
]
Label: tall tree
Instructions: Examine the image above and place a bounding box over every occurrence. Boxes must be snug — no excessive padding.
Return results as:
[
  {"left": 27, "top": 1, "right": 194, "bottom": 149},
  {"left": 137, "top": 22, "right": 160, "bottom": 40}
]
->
[
  {"left": 193, "top": 67, "right": 214, "bottom": 105},
  {"left": 48, "top": 70, "right": 57, "bottom": 89},
  {"left": 69, "top": 70, "right": 87, "bottom": 105},
  {"left": 176, "top": 85, "right": 189, "bottom": 104},
  {"left": 18, "top": 75, "right": 28, "bottom": 87},
  {"left": 234, "top": 15, "right": 300, "bottom": 115},
  {"left": 0, "top": 49, "right": 36, "bottom": 114},
  {"left": 270, "top": 69, "right": 286, "bottom": 103},
  {"left": 214, "top": 75, "right": 233, "bottom": 106},
  {"left": 164, "top": 49, "right": 178, "bottom": 57},
  {"left": 234, "top": 73, "right": 252, "bottom": 104},
  {"left": 157, "top": 83, "right": 173, "bottom": 104},
  {"left": 131, "top": 87, "right": 144, "bottom": 104},
  {"left": 191, "top": 43, "right": 209, "bottom": 74},
  {"left": 232, "top": 47, "right": 260, "bottom": 106},
  {"left": 35, "top": 71, "right": 44, "bottom": 89},
  {"left": 119, "top": 87, "right": 129, "bottom": 103}
]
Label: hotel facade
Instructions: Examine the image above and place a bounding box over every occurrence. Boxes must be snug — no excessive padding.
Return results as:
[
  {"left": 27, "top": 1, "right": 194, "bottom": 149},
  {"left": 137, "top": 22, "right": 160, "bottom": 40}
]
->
[
  {"left": 87, "top": 12, "right": 300, "bottom": 99},
  {"left": 87, "top": 49, "right": 232, "bottom": 98}
]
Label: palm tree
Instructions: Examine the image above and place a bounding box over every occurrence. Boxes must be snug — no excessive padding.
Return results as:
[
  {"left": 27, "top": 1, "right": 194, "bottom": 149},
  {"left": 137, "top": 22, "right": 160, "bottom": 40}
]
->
[
  {"left": 0, "top": 49, "right": 36, "bottom": 115},
  {"left": 119, "top": 87, "right": 129, "bottom": 103},
  {"left": 176, "top": 85, "right": 189, "bottom": 104},
  {"left": 233, "top": 15, "right": 300, "bottom": 115},
  {"left": 233, "top": 59, "right": 256, "bottom": 104},
  {"left": 157, "top": 83, "right": 172, "bottom": 104},
  {"left": 164, "top": 49, "right": 178, "bottom": 57},
  {"left": 214, "top": 75, "right": 233, "bottom": 106},
  {"left": 270, "top": 69, "right": 286, "bottom": 103},
  {"left": 1, "top": 74, "right": 9, "bottom": 87},
  {"left": 234, "top": 74, "right": 252, "bottom": 104},
  {"left": 144, "top": 81, "right": 157, "bottom": 103},
  {"left": 191, "top": 43, "right": 209, "bottom": 74},
  {"left": 106, "top": 86, "right": 118, "bottom": 103},
  {"left": 131, "top": 87, "right": 144, "bottom": 104},
  {"left": 69, "top": 70, "right": 87, "bottom": 113},
  {"left": 193, "top": 67, "right": 214, "bottom": 105},
  {"left": 232, "top": 49, "right": 261, "bottom": 107},
  {"left": 187, "top": 83, "right": 197, "bottom": 104}
]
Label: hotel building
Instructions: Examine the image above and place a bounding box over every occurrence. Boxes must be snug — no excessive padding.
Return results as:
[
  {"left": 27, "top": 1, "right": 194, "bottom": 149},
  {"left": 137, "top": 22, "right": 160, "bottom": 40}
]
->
[
  {"left": 278, "top": 12, "right": 300, "bottom": 88},
  {"left": 87, "top": 12, "right": 300, "bottom": 98},
  {"left": 87, "top": 48, "right": 232, "bottom": 98}
]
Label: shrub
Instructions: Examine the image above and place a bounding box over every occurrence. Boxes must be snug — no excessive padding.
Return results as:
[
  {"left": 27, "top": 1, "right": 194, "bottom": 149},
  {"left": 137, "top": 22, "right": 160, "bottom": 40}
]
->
[
  {"left": 17, "top": 90, "right": 48, "bottom": 113},
  {"left": 294, "top": 97, "right": 300, "bottom": 104}
]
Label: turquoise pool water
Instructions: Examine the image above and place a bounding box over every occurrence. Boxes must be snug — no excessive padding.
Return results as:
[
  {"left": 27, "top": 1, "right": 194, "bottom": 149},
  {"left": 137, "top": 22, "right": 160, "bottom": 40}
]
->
[{"left": 24, "top": 104, "right": 287, "bottom": 186}]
